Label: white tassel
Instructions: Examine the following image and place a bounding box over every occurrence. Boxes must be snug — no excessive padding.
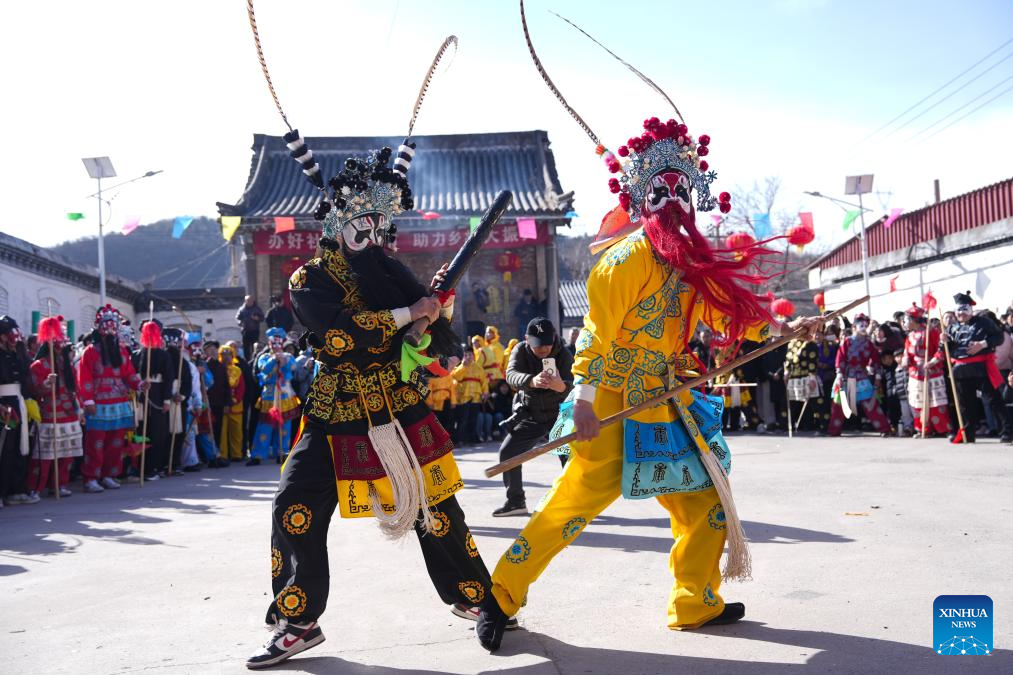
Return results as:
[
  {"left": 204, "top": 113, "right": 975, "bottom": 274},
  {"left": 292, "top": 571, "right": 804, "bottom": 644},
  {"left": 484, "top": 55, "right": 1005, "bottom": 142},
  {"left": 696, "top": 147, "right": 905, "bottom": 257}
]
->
[
  {"left": 699, "top": 449, "right": 752, "bottom": 581},
  {"left": 366, "top": 419, "right": 436, "bottom": 539}
]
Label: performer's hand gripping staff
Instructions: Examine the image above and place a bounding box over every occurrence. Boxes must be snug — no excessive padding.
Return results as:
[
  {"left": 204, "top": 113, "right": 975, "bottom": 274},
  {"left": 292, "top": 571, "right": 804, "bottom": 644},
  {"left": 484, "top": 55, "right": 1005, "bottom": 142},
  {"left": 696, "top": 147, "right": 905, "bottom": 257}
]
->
[
  {"left": 404, "top": 190, "right": 514, "bottom": 348},
  {"left": 485, "top": 296, "right": 868, "bottom": 478}
]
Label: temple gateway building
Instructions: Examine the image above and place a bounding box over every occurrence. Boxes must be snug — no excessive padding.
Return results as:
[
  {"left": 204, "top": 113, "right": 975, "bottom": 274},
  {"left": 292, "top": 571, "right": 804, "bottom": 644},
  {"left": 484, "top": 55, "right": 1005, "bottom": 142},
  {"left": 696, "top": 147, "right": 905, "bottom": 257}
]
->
[{"left": 218, "top": 130, "right": 574, "bottom": 341}]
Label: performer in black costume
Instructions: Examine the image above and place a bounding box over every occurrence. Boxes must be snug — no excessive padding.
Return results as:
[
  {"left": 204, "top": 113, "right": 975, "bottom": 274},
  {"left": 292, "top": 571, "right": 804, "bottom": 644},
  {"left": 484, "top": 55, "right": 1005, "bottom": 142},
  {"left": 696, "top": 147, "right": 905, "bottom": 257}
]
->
[
  {"left": 241, "top": 6, "right": 504, "bottom": 667},
  {"left": 941, "top": 292, "right": 1008, "bottom": 443}
]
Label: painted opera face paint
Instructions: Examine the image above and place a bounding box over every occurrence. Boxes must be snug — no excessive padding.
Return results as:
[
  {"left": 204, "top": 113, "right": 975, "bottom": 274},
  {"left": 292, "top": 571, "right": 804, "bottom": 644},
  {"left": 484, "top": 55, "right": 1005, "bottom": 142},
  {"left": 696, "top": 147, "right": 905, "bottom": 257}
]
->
[
  {"left": 268, "top": 336, "right": 285, "bottom": 353},
  {"left": 97, "top": 317, "right": 119, "bottom": 337},
  {"left": 854, "top": 320, "right": 869, "bottom": 336},
  {"left": 341, "top": 212, "right": 388, "bottom": 252},
  {"left": 955, "top": 305, "right": 972, "bottom": 323},
  {"left": 643, "top": 170, "right": 692, "bottom": 217}
]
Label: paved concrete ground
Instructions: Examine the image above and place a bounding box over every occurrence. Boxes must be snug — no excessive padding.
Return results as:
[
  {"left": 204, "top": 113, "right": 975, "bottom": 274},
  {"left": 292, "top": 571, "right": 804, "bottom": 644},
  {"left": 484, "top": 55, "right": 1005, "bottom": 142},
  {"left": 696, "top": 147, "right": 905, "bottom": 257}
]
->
[{"left": 2, "top": 433, "right": 1011, "bottom": 674}]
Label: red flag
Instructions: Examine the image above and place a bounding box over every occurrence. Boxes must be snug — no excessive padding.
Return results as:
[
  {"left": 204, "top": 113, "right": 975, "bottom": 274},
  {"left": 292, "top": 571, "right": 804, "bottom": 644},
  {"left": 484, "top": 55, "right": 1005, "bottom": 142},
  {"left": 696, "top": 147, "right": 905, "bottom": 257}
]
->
[
  {"left": 889, "top": 275, "right": 899, "bottom": 292},
  {"left": 922, "top": 291, "right": 937, "bottom": 310},
  {"left": 798, "top": 212, "right": 814, "bottom": 229},
  {"left": 274, "top": 217, "right": 296, "bottom": 233}
]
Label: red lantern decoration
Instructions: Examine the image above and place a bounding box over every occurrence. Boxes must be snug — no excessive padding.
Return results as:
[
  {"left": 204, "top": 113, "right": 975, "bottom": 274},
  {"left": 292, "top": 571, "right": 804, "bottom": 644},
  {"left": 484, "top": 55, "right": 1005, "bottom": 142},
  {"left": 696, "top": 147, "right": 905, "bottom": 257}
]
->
[
  {"left": 787, "top": 224, "right": 815, "bottom": 248},
  {"left": 813, "top": 292, "right": 825, "bottom": 311},
  {"left": 494, "top": 251, "right": 522, "bottom": 274},
  {"left": 770, "top": 297, "right": 795, "bottom": 318},
  {"left": 725, "top": 231, "right": 756, "bottom": 249}
]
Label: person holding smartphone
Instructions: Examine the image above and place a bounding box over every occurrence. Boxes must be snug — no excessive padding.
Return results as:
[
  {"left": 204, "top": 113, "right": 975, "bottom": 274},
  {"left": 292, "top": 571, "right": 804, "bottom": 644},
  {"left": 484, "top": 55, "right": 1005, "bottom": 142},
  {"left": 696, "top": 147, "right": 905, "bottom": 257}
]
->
[{"left": 493, "top": 317, "right": 573, "bottom": 517}]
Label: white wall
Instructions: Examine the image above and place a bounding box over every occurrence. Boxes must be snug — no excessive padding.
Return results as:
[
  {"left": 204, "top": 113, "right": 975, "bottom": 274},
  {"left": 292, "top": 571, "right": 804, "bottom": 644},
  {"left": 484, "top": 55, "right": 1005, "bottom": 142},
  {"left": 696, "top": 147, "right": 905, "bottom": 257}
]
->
[
  {"left": 817, "top": 240, "right": 1013, "bottom": 319},
  {"left": 0, "top": 264, "right": 137, "bottom": 337}
]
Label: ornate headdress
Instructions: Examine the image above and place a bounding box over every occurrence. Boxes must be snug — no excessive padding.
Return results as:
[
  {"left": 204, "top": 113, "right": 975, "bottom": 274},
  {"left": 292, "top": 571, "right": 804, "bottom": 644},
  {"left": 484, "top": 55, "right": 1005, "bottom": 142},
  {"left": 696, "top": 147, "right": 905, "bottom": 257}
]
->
[
  {"left": 245, "top": 0, "right": 456, "bottom": 245},
  {"left": 94, "top": 304, "right": 123, "bottom": 328},
  {"left": 953, "top": 291, "right": 976, "bottom": 308},
  {"left": 519, "top": 2, "right": 731, "bottom": 252},
  {"left": 904, "top": 303, "right": 927, "bottom": 321}
]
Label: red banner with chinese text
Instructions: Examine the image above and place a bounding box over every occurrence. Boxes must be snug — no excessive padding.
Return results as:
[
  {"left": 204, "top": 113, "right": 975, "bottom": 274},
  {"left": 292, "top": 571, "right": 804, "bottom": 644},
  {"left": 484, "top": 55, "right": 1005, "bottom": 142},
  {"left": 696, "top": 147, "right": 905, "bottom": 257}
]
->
[{"left": 252, "top": 222, "right": 549, "bottom": 256}]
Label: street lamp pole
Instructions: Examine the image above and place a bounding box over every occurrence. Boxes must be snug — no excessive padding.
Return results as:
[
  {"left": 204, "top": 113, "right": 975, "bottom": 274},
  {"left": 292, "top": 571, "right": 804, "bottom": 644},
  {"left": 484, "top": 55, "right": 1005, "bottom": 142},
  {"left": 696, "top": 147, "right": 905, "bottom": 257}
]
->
[
  {"left": 81, "top": 160, "right": 162, "bottom": 307},
  {"left": 97, "top": 176, "right": 106, "bottom": 305}
]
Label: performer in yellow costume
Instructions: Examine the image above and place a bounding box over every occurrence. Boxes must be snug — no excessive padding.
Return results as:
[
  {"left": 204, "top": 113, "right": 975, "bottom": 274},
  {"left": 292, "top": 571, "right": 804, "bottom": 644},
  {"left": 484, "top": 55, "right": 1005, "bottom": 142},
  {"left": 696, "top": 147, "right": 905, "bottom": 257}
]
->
[
  {"left": 477, "top": 4, "right": 822, "bottom": 651},
  {"left": 484, "top": 326, "right": 506, "bottom": 381}
]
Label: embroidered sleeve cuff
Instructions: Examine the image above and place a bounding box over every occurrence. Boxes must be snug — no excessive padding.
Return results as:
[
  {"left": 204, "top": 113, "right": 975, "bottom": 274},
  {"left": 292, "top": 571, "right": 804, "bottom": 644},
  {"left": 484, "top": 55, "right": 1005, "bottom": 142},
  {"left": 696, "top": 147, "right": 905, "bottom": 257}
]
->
[
  {"left": 392, "top": 307, "right": 412, "bottom": 329},
  {"left": 573, "top": 383, "right": 597, "bottom": 403}
]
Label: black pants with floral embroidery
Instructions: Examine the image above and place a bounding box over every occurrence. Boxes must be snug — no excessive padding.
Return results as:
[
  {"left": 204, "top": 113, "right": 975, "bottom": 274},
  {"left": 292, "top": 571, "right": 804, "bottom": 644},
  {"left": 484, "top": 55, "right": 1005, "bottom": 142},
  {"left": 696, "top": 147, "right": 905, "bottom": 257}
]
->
[{"left": 266, "top": 425, "right": 494, "bottom": 624}]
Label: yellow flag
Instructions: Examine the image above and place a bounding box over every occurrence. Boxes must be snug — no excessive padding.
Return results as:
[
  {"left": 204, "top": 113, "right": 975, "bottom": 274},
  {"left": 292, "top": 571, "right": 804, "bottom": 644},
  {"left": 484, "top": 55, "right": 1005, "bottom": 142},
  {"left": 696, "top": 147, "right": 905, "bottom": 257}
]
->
[{"left": 221, "top": 216, "right": 242, "bottom": 241}]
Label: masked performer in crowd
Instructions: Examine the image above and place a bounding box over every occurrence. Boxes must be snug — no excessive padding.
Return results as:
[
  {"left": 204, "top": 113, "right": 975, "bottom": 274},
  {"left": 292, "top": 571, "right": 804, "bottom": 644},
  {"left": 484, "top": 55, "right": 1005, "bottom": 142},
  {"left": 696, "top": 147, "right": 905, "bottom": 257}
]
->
[
  {"left": 77, "top": 305, "right": 147, "bottom": 493},
  {"left": 476, "top": 2, "right": 824, "bottom": 651},
  {"left": 901, "top": 303, "right": 950, "bottom": 437},
  {"left": 27, "top": 318, "right": 80, "bottom": 497},
  {"left": 131, "top": 319, "right": 176, "bottom": 479},
  {"left": 239, "top": 10, "right": 503, "bottom": 666},
  {"left": 784, "top": 336, "right": 823, "bottom": 432},
  {"left": 249, "top": 331, "right": 298, "bottom": 465},
  {"left": 0, "top": 316, "right": 35, "bottom": 505},
  {"left": 827, "top": 314, "right": 891, "bottom": 437},
  {"left": 942, "top": 292, "right": 1008, "bottom": 443}
]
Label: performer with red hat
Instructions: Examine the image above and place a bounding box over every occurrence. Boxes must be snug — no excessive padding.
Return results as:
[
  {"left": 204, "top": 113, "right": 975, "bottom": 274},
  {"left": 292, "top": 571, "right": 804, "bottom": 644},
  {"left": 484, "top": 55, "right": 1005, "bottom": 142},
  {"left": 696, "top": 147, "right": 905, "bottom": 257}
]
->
[
  {"left": 901, "top": 303, "right": 950, "bottom": 436},
  {"left": 77, "top": 305, "right": 147, "bottom": 493}
]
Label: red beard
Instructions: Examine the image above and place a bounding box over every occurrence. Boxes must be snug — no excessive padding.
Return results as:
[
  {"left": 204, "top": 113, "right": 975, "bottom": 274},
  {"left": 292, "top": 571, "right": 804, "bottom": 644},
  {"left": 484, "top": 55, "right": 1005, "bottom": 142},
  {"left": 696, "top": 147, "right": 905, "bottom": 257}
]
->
[{"left": 641, "top": 204, "right": 780, "bottom": 348}]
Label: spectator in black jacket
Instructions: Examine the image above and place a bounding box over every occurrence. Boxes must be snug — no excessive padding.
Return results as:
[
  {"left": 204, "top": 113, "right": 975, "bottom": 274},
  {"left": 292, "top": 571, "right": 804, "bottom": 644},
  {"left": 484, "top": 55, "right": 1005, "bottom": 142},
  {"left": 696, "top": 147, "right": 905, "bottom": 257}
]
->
[
  {"left": 493, "top": 317, "right": 573, "bottom": 517},
  {"left": 235, "top": 296, "right": 264, "bottom": 360},
  {"left": 265, "top": 295, "right": 295, "bottom": 334}
]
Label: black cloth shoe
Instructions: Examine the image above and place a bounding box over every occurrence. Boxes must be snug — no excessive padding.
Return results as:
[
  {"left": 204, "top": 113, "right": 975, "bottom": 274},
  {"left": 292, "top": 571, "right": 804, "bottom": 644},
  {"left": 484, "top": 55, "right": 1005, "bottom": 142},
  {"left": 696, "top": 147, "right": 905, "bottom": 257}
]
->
[
  {"left": 451, "top": 603, "right": 520, "bottom": 630},
  {"left": 492, "top": 502, "right": 528, "bottom": 518},
  {"left": 247, "top": 458, "right": 261, "bottom": 466},
  {"left": 246, "top": 619, "right": 325, "bottom": 669},
  {"left": 183, "top": 464, "right": 202, "bottom": 473},
  {"left": 703, "top": 602, "right": 745, "bottom": 626},
  {"left": 476, "top": 599, "right": 510, "bottom": 652}
]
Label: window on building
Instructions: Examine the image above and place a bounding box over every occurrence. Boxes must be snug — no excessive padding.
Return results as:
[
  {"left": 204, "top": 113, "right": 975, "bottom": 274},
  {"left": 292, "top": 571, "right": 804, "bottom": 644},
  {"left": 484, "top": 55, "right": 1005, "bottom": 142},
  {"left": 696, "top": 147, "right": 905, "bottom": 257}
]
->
[
  {"left": 81, "top": 305, "right": 97, "bottom": 327},
  {"left": 40, "top": 297, "right": 61, "bottom": 315},
  {"left": 0, "top": 286, "right": 8, "bottom": 314}
]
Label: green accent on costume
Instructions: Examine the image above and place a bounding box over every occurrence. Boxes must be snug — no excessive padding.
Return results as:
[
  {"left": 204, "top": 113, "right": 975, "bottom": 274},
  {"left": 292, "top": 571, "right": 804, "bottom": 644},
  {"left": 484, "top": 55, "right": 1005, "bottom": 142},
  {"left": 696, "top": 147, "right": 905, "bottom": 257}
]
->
[{"left": 401, "top": 333, "right": 436, "bottom": 383}]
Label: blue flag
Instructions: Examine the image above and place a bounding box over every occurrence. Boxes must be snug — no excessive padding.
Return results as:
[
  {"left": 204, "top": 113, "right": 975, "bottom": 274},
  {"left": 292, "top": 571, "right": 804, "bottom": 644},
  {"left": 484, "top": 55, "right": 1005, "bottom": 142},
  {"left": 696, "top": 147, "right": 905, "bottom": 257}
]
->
[
  {"left": 172, "top": 215, "right": 194, "bottom": 239},
  {"left": 752, "top": 213, "right": 771, "bottom": 239}
]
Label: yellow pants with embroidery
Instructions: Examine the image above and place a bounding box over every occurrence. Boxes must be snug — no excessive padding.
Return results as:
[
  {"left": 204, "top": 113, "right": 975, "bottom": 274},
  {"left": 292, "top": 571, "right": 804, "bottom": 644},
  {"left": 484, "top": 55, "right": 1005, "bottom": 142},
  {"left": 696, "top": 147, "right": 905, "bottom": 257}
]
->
[
  {"left": 491, "top": 387, "right": 727, "bottom": 629},
  {"left": 219, "top": 412, "right": 245, "bottom": 460}
]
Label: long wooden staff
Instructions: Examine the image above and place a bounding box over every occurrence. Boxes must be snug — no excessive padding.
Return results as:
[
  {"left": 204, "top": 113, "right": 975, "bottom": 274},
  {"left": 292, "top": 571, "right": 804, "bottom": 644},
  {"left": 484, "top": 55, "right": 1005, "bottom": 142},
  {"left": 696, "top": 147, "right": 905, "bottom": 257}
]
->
[
  {"left": 46, "top": 301, "right": 60, "bottom": 500},
  {"left": 167, "top": 338, "right": 186, "bottom": 476},
  {"left": 139, "top": 301, "right": 154, "bottom": 487},
  {"left": 936, "top": 309, "right": 967, "bottom": 444},
  {"left": 486, "top": 296, "right": 869, "bottom": 477},
  {"left": 920, "top": 320, "right": 931, "bottom": 438}
]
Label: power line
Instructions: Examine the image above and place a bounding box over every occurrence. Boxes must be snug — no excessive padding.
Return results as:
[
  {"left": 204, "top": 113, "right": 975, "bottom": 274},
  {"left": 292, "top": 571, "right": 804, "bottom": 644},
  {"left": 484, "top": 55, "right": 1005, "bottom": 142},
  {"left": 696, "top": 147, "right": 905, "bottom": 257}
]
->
[
  {"left": 919, "top": 80, "right": 1013, "bottom": 143},
  {"left": 912, "top": 71, "right": 1013, "bottom": 140},
  {"left": 881, "top": 49, "right": 1013, "bottom": 141},
  {"left": 855, "top": 36, "right": 1013, "bottom": 145}
]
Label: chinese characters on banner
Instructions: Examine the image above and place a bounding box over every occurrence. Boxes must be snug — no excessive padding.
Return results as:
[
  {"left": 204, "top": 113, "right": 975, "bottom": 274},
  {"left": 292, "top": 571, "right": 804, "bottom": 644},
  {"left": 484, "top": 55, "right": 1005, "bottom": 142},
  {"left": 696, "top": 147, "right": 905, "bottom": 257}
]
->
[{"left": 252, "top": 221, "right": 550, "bottom": 255}]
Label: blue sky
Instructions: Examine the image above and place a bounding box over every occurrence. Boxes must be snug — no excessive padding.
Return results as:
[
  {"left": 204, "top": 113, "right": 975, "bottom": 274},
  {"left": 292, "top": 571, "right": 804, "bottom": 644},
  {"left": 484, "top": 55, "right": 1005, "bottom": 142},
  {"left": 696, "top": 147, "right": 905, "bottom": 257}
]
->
[{"left": 1, "top": 0, "right": 1010, "bottom": 253}]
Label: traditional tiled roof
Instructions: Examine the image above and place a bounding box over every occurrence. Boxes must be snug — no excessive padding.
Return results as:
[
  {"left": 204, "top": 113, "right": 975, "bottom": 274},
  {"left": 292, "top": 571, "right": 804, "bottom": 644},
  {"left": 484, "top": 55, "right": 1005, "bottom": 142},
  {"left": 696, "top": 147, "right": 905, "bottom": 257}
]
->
[
  {"left": 559, "top": 279, "right": 589, "bottom": 320},
  {"left": 218, "top": 130, "right": 573, "bottom": 224}
]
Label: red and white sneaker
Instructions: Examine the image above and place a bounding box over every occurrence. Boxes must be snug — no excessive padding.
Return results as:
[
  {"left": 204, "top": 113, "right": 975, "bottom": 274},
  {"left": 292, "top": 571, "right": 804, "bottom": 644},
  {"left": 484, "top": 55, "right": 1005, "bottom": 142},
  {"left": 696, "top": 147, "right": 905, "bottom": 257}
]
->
[{"left": 246, "top": 619, "right": 325, "bottom": 669}]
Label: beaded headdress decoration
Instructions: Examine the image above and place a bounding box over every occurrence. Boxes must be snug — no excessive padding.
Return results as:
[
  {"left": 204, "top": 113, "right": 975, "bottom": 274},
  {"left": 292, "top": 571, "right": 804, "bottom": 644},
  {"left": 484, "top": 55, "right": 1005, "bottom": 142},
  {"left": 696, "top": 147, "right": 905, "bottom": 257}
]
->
[
  {"left": 94, "top": 304, "right": 123, "bottom": 328},
  {"left": 245, "top": 0, "right": 455, "bottom": 245},
  {"left": 519, "top": 1, "right": 732, "bottom": 251}
]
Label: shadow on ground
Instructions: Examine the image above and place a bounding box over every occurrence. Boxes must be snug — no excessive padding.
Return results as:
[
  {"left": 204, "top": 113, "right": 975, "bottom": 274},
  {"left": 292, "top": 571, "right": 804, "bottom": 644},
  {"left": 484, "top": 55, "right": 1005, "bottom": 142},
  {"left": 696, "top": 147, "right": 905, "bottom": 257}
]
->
[
  {"left": 0, "top": 471, "right": 278, "bottom": 560},
  {"left": 261, "top": 623, "right": 1010, "bottom": 674}
]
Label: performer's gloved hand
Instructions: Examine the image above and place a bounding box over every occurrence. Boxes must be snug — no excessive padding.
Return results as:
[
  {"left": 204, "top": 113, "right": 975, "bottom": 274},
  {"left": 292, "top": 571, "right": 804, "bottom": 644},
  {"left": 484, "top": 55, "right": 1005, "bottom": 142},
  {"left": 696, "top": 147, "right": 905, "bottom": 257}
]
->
[
  {"left": 44, "top": 373, "right": 58, "bottom": 387},
  {"left": 409, "top": 295, "right": 442, "bottom": 323},
  {"left": 138, "top": 380, "right": 151, "bottom": 393},
  {"left": 573, "top": 399, "right": 600, "bottom": 442}
]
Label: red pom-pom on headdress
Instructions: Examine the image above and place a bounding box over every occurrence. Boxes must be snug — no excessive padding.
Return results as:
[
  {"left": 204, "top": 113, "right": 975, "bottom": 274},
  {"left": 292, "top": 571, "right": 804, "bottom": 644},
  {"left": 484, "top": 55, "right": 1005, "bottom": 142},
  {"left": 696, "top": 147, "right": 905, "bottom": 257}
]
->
[
  {"left": 140, "top": 320, "right": 163, "bottom": 349},
  {"left": 38, "top": 316, "right": 66, "bottom": 344},
  {"left": 771, "top": 298, "right": 795, "bottom": 318}
]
